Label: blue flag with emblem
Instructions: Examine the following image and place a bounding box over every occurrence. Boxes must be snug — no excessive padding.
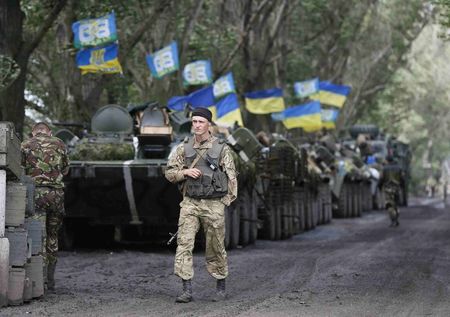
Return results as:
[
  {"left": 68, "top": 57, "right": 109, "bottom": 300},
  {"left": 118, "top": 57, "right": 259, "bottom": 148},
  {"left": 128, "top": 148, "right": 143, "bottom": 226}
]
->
[
  {"left": 216, "top": 93, "right": 243, "bottom": 127},
  {"left": 293, "top": 78, "right": 319, "bottom": 98},
  {"left": 321, "top": 108, "right": 339, "bottom": 129},
  {"left": 183, "top": 60, "right": 213, "bottom": 86},
  {"left": 281, "top": 101, "right": 322, "bottom": 132},
  {"left": 72, "top": 12, "right": 117, "bottom": 49},
  {"left": 76, "top": 43, "right": 123, "bottom": 75},
  {"left": 146, "top": 41, "right": 179, "bottom": 79},
  {"left": 213, "top": 72, "right": 236, "bottom": 99}
]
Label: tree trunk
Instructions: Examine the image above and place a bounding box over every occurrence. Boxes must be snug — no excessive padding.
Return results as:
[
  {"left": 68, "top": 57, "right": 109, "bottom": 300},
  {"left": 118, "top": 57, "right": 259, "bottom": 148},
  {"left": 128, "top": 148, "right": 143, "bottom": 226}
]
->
[
  {"left": 0, "top": 0, "right": 67, "bottom": 136},
  {"left": 0, "top": 0, "right": 25, "bottom": 136}
]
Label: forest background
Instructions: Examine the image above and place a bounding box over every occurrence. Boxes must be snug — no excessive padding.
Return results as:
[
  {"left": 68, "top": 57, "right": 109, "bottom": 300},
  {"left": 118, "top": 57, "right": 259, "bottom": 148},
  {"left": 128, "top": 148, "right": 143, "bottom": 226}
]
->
[{"left": 1, "top": 0, "right": 450, "bottom": 192}]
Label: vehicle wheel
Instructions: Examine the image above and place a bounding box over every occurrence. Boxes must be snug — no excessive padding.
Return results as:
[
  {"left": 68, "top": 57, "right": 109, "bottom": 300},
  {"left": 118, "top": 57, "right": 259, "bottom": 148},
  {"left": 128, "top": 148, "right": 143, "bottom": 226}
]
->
[
  {"left": 274, "top": 202, "right": 282, "bottom": 240},
  {"left": 335, "top": 184, "right": 347, "bottom": 218},
  {"left": 304, "top": 191, "right": 311, "bottom": 230},
  {"left": 239, "top": 191, "right": 250, "bottom": 247},
  {"left": 248, "top": 190, "right": 258, "bottom": 244},
  {"left": 310, "top": 191, "right": 317, "bottom": 229},
  {"left": 229, "top": 203, "right": 240, "bottom": 249},
  {"left": 292, "top": 189, "right": 301, "bottom": 234},
  {"left": 356, "top": 184, "right": 362, "bottom": 217},
  {"left": 318, "top": 187, "right": 325, "bottom": 225},
  {"left": 259, "top": 199, "right": 276, "bottom": 240},
  {"left": 281, "top": 201, "right": 292, "bottom": 239},
  {"left": 59, "top": 220, "right": 75, "bottom": 251},
  {"left": 349, "top": 184, "right": 355, "bottom": 217},
  {"left": 298, "top": 188, "right": 306, "bottom": 231}
]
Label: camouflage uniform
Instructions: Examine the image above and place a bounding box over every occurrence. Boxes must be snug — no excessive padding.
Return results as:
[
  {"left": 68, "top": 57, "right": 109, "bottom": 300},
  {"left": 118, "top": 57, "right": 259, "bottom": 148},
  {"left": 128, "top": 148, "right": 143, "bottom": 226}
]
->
[
  {"left": 381, "top": 162, "right": 401, "bottom": 225},
  {"left": 21, "top": 132, "right": 69, "bottom": 266},
  {"left": 165, "top": 134, "right": 237, "bottom": 280}
]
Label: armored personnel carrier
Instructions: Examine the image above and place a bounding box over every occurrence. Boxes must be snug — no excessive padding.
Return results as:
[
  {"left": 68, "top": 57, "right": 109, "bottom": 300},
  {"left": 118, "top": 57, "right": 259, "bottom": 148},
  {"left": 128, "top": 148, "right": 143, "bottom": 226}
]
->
[
  {"left": 58, "top": 103, "right": 262, "bottom": 249},
  {"left": 58, "top": 103, "right": 186, "bottom": 247},
  {"left": 312, "top": 133, "right": 370, "bottom": 218},
  {"left": 347, "top": 124, "right": 410, "bottom": 207}
]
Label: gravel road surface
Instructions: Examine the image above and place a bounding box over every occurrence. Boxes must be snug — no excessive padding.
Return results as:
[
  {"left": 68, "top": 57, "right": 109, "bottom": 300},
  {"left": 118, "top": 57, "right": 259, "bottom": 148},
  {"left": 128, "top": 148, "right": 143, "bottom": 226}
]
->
[{"left": 3, "top": 197, "right": 450, "bottom": 317}]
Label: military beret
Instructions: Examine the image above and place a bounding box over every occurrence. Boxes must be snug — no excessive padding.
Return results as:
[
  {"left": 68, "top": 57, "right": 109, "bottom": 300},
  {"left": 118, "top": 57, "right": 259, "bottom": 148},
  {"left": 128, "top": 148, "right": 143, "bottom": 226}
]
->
[{"left": 192, "top": 107, "right": 212, "bottom": 122}]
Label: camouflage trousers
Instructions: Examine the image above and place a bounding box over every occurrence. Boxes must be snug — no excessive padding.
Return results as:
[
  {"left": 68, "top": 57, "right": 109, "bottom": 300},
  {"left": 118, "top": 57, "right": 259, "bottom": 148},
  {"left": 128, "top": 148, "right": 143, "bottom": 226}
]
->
[
  {"left": 175, "top": 197, "right": 228, "bottom": 280},
  {"left": 384, "top": 184, "right": 399, "bottom": 222},
  {"left": 31, "top": 187, "right": 65, "bottom": 266}
]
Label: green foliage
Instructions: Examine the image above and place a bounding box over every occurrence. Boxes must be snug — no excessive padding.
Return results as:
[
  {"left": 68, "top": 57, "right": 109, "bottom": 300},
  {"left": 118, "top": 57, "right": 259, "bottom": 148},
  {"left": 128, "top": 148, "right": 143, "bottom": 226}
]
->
[{"left": 22, "top": 0, "right": 429, "bottom": 132}]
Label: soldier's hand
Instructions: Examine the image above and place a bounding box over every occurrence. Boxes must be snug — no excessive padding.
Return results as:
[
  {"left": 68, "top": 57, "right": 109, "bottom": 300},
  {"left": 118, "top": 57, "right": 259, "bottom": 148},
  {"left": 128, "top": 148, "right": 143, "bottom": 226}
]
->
[{"left": 183, "top": 168, "right": 202, "bottom": 179}]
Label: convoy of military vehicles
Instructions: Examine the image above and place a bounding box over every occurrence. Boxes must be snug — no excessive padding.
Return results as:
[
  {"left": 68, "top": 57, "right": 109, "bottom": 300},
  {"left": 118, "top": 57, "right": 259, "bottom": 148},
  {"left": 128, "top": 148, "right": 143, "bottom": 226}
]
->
[{"left": 55, "top": 103, "right": 411, "bottom": 250}]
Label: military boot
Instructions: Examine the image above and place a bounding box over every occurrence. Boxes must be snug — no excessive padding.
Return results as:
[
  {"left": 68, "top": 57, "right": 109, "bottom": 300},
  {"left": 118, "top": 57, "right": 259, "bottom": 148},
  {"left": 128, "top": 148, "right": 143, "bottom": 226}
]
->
[
  {"left": 175, "top": 279, "right": 192, "bottom": 303},
  {"left": 212, "top": 279, "right": 226, "bottom": 302},
  {"left": 47, "top": 263, "right": 56, "bottom": 292}
]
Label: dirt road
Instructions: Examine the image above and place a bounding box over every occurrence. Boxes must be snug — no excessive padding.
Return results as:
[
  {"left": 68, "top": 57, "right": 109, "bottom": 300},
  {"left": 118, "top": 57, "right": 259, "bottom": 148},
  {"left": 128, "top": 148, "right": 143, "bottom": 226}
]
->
[{"left": 3, "top": 197, "right": 450, "bottom": 317}]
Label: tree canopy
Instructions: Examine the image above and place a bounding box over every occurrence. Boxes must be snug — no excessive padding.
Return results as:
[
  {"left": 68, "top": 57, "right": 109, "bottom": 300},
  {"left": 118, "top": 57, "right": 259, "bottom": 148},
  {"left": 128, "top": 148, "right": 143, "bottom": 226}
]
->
[{"left": 0, "top": 0, "right": 433, "bottom": 135}]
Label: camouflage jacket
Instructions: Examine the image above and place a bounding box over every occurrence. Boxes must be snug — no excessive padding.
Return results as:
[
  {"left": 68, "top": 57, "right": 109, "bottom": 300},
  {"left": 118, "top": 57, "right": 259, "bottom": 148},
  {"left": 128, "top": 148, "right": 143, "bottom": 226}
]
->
[
  {"left": 165, "top": 134, "right": 237, "bottom": 206},
  {"left": 21, "top": 133, "right": 69, "bottom": 188}
]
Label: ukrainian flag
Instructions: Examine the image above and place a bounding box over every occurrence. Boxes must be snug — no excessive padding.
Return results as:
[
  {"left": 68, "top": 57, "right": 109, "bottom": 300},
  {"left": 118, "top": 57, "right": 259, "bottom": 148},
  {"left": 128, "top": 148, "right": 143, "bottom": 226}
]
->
[
  {"left": 187, "top": 86, "right": 217, "bottom": 120},
  {"left": 244, "top": 88, "right": 285, "bottom": 114},
  {"left": 321, "top": 109, "right": 339, "bottom": 129},
  {"left": 76, "top": 43, "right": 122, "bottom": 75},
  {"left": 216, "top": 93, "right": 244, "bottom": 127},
  {"left": 310, "top": 82, "right": 351, "bottom": 108},
  {"left": 167, "top": 86, "right": 216, "bottom": 119},
  {"left": 282, "top": 101, "right": 322, "bottom": 132}
]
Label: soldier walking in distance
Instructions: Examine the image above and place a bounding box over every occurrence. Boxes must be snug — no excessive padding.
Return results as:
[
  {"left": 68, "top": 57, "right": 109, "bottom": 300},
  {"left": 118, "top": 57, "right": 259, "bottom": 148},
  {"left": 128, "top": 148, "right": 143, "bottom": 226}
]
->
[
  {"left": 21, "top": 122, "right": 69, "bottom": 292},
  {"left": 165, "top": 108, "right": 237, "bottom": 303},
  {"left": 380, "top": 155, "right": 401, "bottom": 227}
]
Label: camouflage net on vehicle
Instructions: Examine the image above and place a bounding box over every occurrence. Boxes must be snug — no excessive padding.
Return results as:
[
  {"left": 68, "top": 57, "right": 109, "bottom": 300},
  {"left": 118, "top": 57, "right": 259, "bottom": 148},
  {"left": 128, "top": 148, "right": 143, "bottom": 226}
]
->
[{"left": 69, "top": 141, "right": 135, "bottom": 160}]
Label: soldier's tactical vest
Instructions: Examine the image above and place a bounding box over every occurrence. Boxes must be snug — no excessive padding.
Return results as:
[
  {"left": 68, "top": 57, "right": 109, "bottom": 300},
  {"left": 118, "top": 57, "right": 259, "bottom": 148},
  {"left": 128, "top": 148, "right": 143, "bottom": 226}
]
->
[
  {"left": 184, "top": 137, "right": 228, "bottom": 199},
  {"left": 383, "top": 164, "right": 401, "bottom": 186}
]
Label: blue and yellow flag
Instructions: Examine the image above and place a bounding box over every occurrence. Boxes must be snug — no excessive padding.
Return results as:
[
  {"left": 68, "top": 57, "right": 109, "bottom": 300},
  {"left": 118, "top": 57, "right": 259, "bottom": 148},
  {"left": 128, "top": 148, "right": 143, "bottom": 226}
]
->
[
  {"left": 187, "top": 86, "right": 216, "bottom": 119},
  {"left": 146, "top": 41, "right": 179, "bottom": 79},
  {"left": 244, "top": 88, "right": 285, "bottom": 114},
  {"left": 187, "top": 86, "right": 215, "bottom": 108},
  {"left": 76, "top": 43, "right": 123, "bottom": 75},
  {"left": 213, "top": 72, "right": 236, "bottom": 99},
  {"left": 216, "top": 93, "right": 243, "bottom": 127},
  {"left": 321, "top": 109, "right": 339, "bottom": 129},
  {"left": 310, "top": 82, "right": 351, "bottom": 108},
  {"left": 72, "top": 13, "right": 117, "bottom": 49},
  {"left": 167, "top": 96, "right": 187, "bottom": 112},
  {"left": 293, "top": 78, "right": 319, "bottom": 98},
  {"left": 183, "top": 60, "right": 213, "bottom": 86},
  {"left": 167, "top": 86, "right": 216, "bottom": 119},
  {"left": 282, "top": 101, "right": 322, "bottom": 132}
]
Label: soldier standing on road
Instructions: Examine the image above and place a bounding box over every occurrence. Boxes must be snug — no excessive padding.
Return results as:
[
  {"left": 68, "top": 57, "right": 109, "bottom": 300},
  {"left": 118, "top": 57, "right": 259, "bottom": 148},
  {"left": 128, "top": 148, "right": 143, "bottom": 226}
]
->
[
  {"left": 380, "top": 155, "right": 401, "bottom": 227},
  {"left": 165, "top": 108, "right": 237, "bottom": 303},
  {"left": 21, "top": 122, "right": 69, "bottom": 292}
]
